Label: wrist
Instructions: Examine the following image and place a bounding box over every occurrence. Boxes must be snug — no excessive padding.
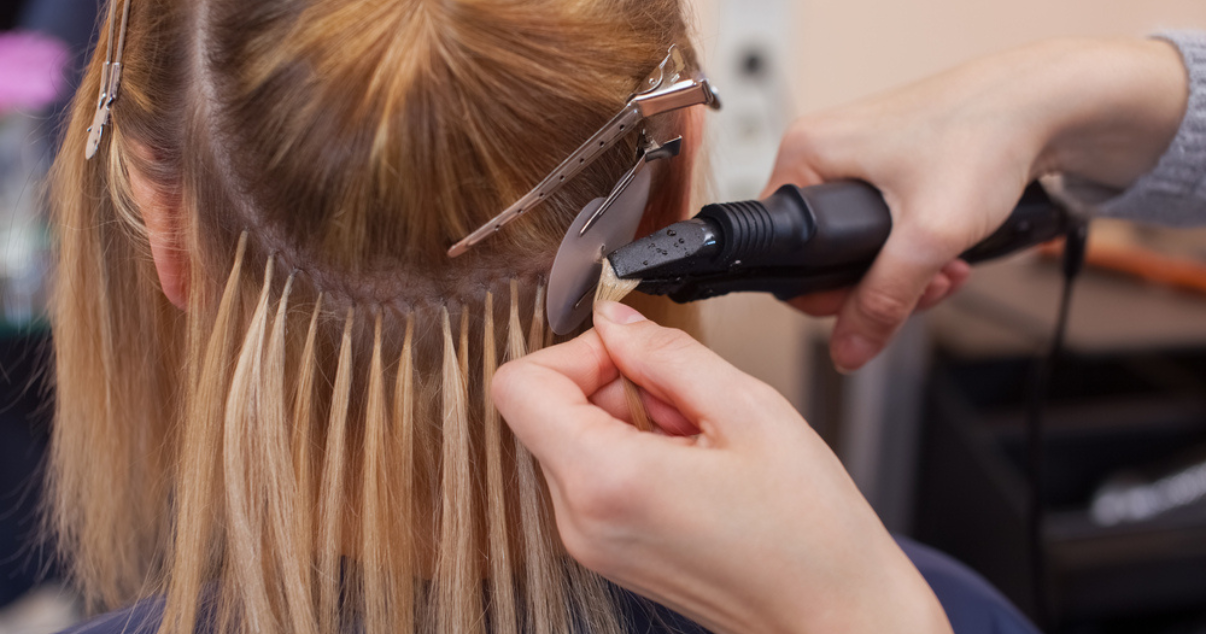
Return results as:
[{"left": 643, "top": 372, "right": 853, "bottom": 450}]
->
[
  {"left": 802, "top": 569, "right": 951, "bottom": 634},
  {"left": 1032, "top": 37, "right": 1189, "bottom": 187},
  {"left": 760, "top": 537, "right": 952, "bottom": 634},
  {"left": 830, "top": 553, "right": 952, "bottom": 634}
]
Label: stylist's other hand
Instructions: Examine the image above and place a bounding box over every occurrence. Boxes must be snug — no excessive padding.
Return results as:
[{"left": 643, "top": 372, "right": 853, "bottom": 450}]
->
[
  {"left": 766, "top": 37, "right": 1188, "bottom": 371},
  {"left": 492, "top": 302, "right": 952, "bottom": 634}
]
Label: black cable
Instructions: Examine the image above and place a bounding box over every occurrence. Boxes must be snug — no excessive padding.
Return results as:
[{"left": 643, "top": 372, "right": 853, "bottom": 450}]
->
[{"left": 1026, "top": 220, "right": 1088, "bottom": 632}]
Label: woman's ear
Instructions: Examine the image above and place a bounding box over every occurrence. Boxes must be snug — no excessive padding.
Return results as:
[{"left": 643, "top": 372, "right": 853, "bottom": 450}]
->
[{"left": 128, "top": 143, "right": 190, "bottom": 310}]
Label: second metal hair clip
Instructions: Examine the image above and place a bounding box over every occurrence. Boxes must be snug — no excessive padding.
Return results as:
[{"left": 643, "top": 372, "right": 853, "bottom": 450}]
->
[{"left": 85, "top": 0, "right": 133, "bottom": 160}]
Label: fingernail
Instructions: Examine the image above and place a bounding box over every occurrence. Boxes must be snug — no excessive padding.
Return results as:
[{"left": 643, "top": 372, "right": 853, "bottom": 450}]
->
[
  {"left": 596, "top": 301, "right": 647, "bottom": 325},
  {"left": 833, "top": 334, "right": 876, "bottom": 374}
]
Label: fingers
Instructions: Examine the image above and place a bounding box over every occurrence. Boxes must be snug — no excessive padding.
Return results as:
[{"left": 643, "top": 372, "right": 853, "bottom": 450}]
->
[
  {"left": 787, "top": 288, "right": 849, "bottom": 317},
  {"left": 589, "top": 379, "right": 700, "bottom": 437},
  {"left": 493, "top": 325, "right": 702, "bottom": 477},
  {"left": 593, "top": 302, "right": 786, "bottom": 437},
  {"left": 496, "top": 300, "right": 796, "bottom": 472},
  {"left": 829, "top": 228, "right": 951, "bottom": 372},
  {"left": 491, "top": 330, "right": 629, "bottom": 472},
  {"left": 917, "top": 260, "right": 971, "bottom": 310},
  {"left": 788, "top": 259, "right": 971, "bottom": 317},
  {"left": 759, "top": 131, "right": 824, "bottom": 198},
  {"left": 760, "top": 114, "right": 862, "bottom": 198},
  {"left": 944, "top": 259, "right": 972, "bottom": 294}
]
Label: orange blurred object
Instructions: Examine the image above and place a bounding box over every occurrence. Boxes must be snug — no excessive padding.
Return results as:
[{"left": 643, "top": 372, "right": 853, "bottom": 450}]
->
[{"left": 1039, "top": 238, "right": 1206, "bottom": 295}]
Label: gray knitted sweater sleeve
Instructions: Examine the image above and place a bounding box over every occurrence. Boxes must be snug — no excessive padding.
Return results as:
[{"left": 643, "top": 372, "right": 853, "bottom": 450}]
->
[{"left": 1051, "top": 31, "right": 1206, "bottom": 226}]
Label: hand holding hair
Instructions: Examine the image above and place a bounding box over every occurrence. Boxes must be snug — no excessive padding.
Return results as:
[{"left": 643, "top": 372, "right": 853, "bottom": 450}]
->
[
  {"left": 492, "top": 302, "right": 952, "bottom": 634},
  {"left": 767, "top": 37, "right": 1189, "bottom": 372}
]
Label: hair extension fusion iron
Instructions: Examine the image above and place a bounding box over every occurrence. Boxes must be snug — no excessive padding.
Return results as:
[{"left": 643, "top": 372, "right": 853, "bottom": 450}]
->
[{"left": 606, "top": 180, "right": 1068, "bottom": 304}]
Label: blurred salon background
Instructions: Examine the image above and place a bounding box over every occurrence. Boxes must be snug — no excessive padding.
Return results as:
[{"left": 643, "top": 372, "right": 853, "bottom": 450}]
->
[
  {"left": 1, "top": 0, "right": 1205, "bottom": 632},
  {"left": 694, "top": 2, "right": 1206, "bottom": 633}
]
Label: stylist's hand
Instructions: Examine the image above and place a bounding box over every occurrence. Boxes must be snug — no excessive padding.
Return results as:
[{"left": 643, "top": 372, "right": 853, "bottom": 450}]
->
[
  {"left": 493, "top": 302, "right": 952, "bottom": 634},
  {"left": 767, "top": 37, "right": 1188, "bottom": 371}
]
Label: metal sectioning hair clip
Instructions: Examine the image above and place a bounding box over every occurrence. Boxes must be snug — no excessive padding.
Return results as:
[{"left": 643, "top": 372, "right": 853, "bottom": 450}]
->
[
  {"left": 85, "top": 0, "right": 133, "bottom": 160},
  {"left": 446, "top": 45, "right": 721, "bottom": 258}
]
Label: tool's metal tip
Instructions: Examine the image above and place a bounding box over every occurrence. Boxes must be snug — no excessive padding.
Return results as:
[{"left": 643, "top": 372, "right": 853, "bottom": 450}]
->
[
  {"left": 547, "top": 168, "right": 652, "bottom": 335},
  {"left": 607, "top": 217, "right": 720, "bottom": 281}
]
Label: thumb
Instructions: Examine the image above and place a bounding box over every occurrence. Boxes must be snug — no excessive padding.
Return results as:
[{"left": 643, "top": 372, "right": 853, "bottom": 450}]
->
[
  {"left": 829, "top": 226, "right": 950, "bottom": 372},
  {"left": 593, "top": 302, "right": 787, "bottom": 437}
]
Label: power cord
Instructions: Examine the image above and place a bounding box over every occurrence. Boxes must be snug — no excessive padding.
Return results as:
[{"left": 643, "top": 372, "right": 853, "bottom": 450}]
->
[{"left": 1026, "top": 219, "right": 1089, "bottom": 631}]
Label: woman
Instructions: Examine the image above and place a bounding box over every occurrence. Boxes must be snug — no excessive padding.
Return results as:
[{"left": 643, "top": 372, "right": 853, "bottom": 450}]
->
[{"left": 49, "top": 0, "right": 703, "bottom": 632}]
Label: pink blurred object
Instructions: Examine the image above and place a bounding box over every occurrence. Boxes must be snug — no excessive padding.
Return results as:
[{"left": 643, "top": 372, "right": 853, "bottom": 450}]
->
[{"left": 0, "top": 31, "right": 70, "bottom": 113}]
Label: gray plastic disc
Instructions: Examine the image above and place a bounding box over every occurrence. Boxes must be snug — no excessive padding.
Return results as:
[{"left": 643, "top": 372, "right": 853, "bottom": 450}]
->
[{"left": 547, "top": 167, "right": 653, "bottom": 335}]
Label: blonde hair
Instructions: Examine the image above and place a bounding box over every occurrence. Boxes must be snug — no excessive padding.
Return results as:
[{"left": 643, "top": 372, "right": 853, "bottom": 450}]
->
[
  {"left": 595, "top": 260, "right": 649, "bottom": 432},
  {"left": 47, "top": 0, "right": 699, "bottom": 633}
]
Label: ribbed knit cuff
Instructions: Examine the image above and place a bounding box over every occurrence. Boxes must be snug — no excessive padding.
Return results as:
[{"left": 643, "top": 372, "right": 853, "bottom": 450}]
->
[
  {"left": 1140, "top": 32, "right": 1206, "bottom": 198},
  {"left": 1088, "top": 31, "right": 1206, "bottom": 225}
]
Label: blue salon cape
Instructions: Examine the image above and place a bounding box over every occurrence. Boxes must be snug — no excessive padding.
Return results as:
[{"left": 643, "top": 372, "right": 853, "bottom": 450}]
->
[
  {"left": 899, "top": 536, "right": 1041, "bottom": 634},
  {"left": 57, "top": 540, "right": 1039, "bottom": 634}
]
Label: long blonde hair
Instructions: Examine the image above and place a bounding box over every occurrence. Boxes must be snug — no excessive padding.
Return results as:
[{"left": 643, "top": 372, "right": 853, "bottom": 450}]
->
[{"left": 47, "top": 1, "right": 699, "bottom": 632}]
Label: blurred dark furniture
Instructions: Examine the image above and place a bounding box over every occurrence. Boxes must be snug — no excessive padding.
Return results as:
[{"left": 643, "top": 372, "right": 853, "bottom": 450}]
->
[
  {"left": 916, "top": 254, "right": 1206, "bottom": 633},
  {"left": 0, "top": 330, "right": 56, "bottom": 607}
]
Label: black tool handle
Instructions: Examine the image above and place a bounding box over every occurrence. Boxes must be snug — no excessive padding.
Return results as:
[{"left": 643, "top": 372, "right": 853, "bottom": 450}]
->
[{"left": 687, "top": 180, "right": 1067, "bottom": 302}]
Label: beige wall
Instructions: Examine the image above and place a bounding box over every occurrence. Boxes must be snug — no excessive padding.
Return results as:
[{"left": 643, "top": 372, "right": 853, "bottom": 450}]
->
[
  {"left": 690, "top": 0, "right": 1206, "bottom": 411},
  {"left": 790, "top": 1, "right": 1206, "bottom": 112}
]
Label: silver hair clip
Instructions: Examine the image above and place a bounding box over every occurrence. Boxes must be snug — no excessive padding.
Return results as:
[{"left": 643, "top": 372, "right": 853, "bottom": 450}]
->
[
  {"left": 85, "top": 0, "right": 133, "bottom": 160},
  {"left": 446, "top": 46, "right": 721, "bottom": 258}
]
